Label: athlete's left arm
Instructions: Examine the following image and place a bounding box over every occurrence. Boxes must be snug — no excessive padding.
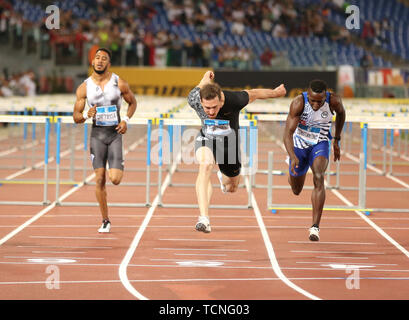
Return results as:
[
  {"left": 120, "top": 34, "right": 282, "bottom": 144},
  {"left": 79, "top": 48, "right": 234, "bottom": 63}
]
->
[
  {"left": 245, "top": 84, "right": 286, "bottom": 104},
  {"left": 117, "top": 78, "right": 137, "bottom": 134},
  {"left": 330, "top": 94, "right": 346, "bottom": 161}
]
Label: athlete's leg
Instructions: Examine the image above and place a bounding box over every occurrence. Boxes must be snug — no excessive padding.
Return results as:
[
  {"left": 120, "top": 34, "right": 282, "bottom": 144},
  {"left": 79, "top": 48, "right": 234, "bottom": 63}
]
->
[
  {"left": 90, "top": 131, "right": 110, "bottom": 222},
  {"left": 218, "top": 168, "right": 241, "bottom": 193},
  {"left": 94, "top": 167, "right": 109, "bottom": 221},
  {"left": 107, "top": 134, "right": 124, "bottom": 185},
  {"left": 310, "top": 156, "right": 329, "bottom": 227},
  {"left": 288, "top": 147, "right": 309, "bottom": 195},
  {"left": 195, "top": 146, "right": 215, "bottom": 218},
  {"left": 288, "top": 174, "right": 307, "bottom": 196}
]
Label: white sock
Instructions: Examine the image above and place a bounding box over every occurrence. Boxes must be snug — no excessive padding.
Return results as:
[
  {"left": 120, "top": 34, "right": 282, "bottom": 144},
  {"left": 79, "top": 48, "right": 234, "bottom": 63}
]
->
[{"left": 217, "top": 171, "right": 227, "bottom": 193}]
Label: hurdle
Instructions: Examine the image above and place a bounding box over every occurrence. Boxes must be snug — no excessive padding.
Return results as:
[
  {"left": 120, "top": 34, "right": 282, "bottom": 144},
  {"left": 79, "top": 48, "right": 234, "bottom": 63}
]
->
[
  {"left": 54, "top": 116, "right": 154, "bottom": 207},
  {"left": 0, "top": 115, "right": 54, "bottom": 205},
  {"left": 153, "top": 118, "right": 258, "bottom": 209}
]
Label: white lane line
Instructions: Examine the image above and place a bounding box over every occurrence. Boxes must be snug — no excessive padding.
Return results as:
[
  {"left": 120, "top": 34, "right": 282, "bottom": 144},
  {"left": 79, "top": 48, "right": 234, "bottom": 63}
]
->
[
  {"left": 245, "top": 176, "right": 320, "bottom": 300},
  {"left": 154, "top": 248, "right": 248, "bottom": 252},
  {"left": 2, "top": 277, "right": 409, "bottom": 286},
  {"left": 158, "top": 238, "right": 245, "bottom": 242},
  {"left": 4, "top": 256, "right": 104, "bottom": 260},
  {"left": 150, "top": 258, "right": 251, "bottom": 263},
  {"left": 174, "top": 253, "right": 228, "bottom": 257},
  {"left": 32, "top": 251, "right": 86, "bottom": 254},
  {"left": 314, "top": 256, "right": 369, "bottom": 260},
  {"left": 291, "top": 250, "right": 385, "bottom": 255},
  {"left": 295, "top": 262, "right": 397, "bottom": 266},
  {"left": 288, "top": 241, "right": 376, "bottom": 245},
  {"left": 29, "top": 236, "right": 118, "bottom": 240},
  {"left": 118, "top": 156, "right": 179, "bottom": 300},
  {"left": 329, "top": 181, "right": 409, "bottom": 259},
  {"left": 1, "top": 261, "right": 408, "bottom": 273},
  {"left": 18, "top": 245, "right": 112, "bottom": 249},
  {"left": 0, "top": 137, "right": 145, "bottom": 247}
]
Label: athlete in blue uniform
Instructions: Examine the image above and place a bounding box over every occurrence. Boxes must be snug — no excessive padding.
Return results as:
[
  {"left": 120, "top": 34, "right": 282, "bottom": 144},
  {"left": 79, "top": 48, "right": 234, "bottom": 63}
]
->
[{"left": 283, "top": 80, "right": 345, "bottom": 241}]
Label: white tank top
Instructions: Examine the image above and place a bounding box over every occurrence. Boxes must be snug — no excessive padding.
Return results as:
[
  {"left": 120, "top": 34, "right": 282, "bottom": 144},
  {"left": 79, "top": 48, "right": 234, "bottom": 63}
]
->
[
  {"left": 293, "top": 92, "right": 333, "bottom": 149},
  {"left": 85, "top": 73, "right": 122, "bottom": 126}
]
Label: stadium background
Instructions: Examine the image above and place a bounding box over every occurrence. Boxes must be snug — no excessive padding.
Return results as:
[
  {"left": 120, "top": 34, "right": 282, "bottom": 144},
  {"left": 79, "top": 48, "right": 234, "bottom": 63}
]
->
[{"left": 1, "top": 0, "right": 408, "bottom": 99}]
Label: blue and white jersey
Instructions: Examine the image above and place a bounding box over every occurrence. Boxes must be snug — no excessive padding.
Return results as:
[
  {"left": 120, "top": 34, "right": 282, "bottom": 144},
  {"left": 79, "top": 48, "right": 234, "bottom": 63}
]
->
[
  {"left": 293, "top": 92, "right": 333, "bottom": 149},
  {"left": 85, "top": 73, "right": 122, "bottom": 126}
]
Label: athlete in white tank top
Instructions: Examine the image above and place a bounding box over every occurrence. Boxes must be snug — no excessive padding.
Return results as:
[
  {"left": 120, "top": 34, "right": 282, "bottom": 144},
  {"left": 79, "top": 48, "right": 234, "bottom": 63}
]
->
[
  {"left": 293, "top": 91, "right": 333, "bottom": 149},
  {"left": 73, "top": 48, "right": 137, "bottom": 233},
  {"left": 84, "top": 73, "right": 123, "bottom": 126},
  {"left": 283, "top": 80, "right": 346, "bottom": 242}
]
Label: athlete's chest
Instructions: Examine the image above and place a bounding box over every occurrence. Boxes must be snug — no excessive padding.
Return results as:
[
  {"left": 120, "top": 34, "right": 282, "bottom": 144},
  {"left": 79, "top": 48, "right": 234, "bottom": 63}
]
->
[{"left": 299, "top": 103, "right": 331, "bottom": 125}]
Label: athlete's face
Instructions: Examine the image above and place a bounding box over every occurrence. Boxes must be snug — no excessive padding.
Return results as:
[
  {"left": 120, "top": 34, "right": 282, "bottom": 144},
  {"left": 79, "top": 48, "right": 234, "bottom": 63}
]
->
[
  {"left": 307, "top": 89, "right": 326, "bottom": 111},
  {"left": 92, "top": 51, "right": 110, "bottom": 75},
  {"left": 201, "top": 97, "right": 223, "bottom": 119}
]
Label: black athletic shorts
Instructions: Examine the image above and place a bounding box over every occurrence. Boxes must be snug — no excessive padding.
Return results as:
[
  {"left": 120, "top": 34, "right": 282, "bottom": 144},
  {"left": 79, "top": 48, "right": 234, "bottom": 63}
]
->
[
  {"left": 90, "top": 126, "right": 124, "bottom": 170},
  {"left": 194, "top": 130, "right": 241, "bottom": 177}
]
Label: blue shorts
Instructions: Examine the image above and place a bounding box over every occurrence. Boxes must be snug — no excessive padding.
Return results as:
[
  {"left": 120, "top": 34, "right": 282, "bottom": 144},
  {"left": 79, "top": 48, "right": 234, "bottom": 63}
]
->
[{"left": 289, "top": 141, "right": 329, "bottom": 177}]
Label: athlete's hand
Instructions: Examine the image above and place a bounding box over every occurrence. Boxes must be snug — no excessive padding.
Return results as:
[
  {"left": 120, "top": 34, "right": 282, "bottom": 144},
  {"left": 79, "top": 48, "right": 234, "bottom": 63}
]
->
[
  {"left": 116, "top": 121, "right": 127, "bottom": 134},
  {"left": 205, "top": 70, "right": 214, "bottom": 81},
  {"left": 290, "top": 156, "right": 299, "bottom": 176},
  {"left": 273, "top": 84, "right": 286, "bottom": 98},
  {"left": 88, "top": 105, "right": 97, "bottom": 118},
  {"left": 333, "top": 140, "right": 341, "bottom": 162}
]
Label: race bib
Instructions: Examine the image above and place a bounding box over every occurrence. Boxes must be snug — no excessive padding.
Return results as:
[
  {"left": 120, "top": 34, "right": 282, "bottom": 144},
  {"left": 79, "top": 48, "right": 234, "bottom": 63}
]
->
[
  {"left": 203, "top": 119, "right": 232, "bottom": 138},
  {"left": 295, "top": 123, "right": 320, "bottom": 145},
  {"left": 95, "top": 105, "right": 118, "bottom": 126}
]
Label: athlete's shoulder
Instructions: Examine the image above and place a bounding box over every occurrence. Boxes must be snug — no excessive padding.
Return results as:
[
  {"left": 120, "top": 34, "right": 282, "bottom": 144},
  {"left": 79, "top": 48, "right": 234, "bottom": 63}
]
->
[
  {"left": 76, "top": 82, "right": 87, "bottom": 97},
  {"left": 328, "top": 92, "right": 343, "bottom": 106}
]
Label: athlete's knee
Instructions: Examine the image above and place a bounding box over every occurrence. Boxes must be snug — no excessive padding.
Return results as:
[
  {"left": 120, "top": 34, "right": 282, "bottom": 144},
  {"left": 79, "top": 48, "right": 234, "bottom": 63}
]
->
[
  {"left": 199, "top": 163, "right": 213, "bottom": 175},
  {"left": 95, "top": 177, "right": 106, "bottom": 188},
  {"left": 291, "top": 186, "right": 303, "bottom": 196},
  {"left": 288, "top": 176, "right": 302, "bottom": 195},
  {"left": 312, "top": 172, "right": 325, "bottom": 187},
  {"left": 110, "top": 176, "right": 121, "bottom": 185},
  {"left": 225, "top": 183, "right": 238, "bottom": 193}
]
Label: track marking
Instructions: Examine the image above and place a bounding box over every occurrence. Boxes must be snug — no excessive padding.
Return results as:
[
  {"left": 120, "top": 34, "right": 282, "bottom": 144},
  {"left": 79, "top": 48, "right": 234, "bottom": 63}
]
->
[
  {"left": 18, "top": 245, "right": 112, "bottom": 249},
  {"left": 150, "top": 258, "right": 251, "bottom": 263},
  {"left": 174, "top": 253, "right": 227, "bottom": 257},
  {"left": 291, "top": 250, "right": 385, "bottom": 255},
  {"left": 158, "top": 238, "right": 246, "bottom": 242},
  {"left": 32, "top": 251, "right": 86, "bottom": 254},
  {"left": 29, "top": 236, "right": 118, "bottom": 240},
  {"left": 118, "top": 157, "right": 179, "bottom": 300},
  {"left": 154, "top": 248, "right": 248, "bottom": 252},
  {"left": 4, "top": 256, "right": 104, "bottom": 260},
  {"left": 245, "top": 176, "right": 320, "bottom": 300},
  {"left": 296, "top": 262, "right": 397, "bottom": 266},
  {"left": 288, "top": 241, "right": 376, "bottom": 245},
  {"left": 314, "top": 256, "right": 369, "bottom": 259}
]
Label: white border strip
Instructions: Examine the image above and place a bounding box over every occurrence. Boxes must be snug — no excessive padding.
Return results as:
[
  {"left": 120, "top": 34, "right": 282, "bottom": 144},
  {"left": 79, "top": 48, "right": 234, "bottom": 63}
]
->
[{"left": 245, "top": 176, "right": 321, "bottom": 300}]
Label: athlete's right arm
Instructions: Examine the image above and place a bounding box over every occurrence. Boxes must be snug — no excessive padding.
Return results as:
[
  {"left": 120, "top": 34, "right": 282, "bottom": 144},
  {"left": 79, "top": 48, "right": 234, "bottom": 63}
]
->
[
  {"left": 283, "top": 95, "right": 303, "bottom": 175},
  {"left": 73, "top": 83, "right": 94, "bottom": 124},
  {"left": 197, "top": 70, "right": 214, "bottom": 89}
]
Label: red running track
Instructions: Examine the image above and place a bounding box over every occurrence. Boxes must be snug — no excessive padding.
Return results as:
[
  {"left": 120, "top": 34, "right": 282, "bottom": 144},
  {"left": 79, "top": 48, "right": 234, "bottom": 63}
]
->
[{"left": 0, "top": 122, "right": 408, "bottom": 300}]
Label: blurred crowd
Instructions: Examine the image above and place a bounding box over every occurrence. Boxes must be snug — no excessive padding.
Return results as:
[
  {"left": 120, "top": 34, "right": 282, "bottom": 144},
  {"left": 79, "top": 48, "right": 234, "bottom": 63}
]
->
[
  {"left": 0, "top": 70, "right": 36, "bottom": 97},
  {"left": 0, "top": 0, "right": 402, "bottom": 96},
  {"left": 0, "top": 0, "right": 370, "bottom": 69}
]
